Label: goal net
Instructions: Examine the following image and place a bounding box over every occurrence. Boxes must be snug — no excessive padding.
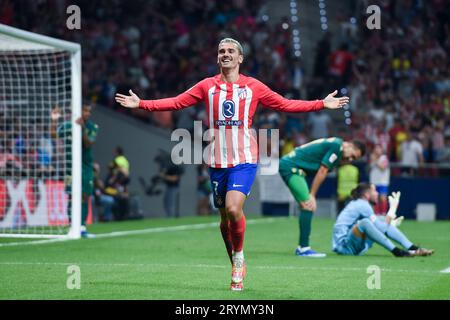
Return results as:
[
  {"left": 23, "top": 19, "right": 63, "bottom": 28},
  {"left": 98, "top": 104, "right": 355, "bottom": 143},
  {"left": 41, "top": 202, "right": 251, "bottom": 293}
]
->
[{"left": 0, "top": 24, "right": 82, "bottom": 239}]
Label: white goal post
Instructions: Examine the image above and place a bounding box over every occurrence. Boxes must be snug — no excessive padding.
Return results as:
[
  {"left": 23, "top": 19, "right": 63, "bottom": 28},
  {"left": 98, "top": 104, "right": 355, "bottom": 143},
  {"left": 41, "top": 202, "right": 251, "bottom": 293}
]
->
[{"left": 0, "top": 24, "right": 82, "bottom": 239}]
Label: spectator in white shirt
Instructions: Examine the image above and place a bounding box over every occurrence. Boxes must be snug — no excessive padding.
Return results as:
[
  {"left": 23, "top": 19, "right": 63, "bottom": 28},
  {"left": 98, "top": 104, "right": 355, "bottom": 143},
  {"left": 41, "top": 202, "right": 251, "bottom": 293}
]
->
[
  {"left": 307, "top": 112, "right": 331, "bottom": 140},
  {"left": 400, "top": 131, "right": 424, "bottom": 176}
]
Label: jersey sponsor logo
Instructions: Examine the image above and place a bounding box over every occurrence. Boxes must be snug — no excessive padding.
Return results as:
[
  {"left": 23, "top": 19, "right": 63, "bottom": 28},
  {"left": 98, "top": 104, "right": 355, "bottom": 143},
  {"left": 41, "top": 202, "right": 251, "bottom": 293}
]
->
[
  {"left": 329, "top": 153, "right": 338, "bottom": 163},
  {"left": 215, "top": 120, "right": 242, "bottom": 126},
  {"left": 222, "top": 100, "right": 235, "bottom": 118}
]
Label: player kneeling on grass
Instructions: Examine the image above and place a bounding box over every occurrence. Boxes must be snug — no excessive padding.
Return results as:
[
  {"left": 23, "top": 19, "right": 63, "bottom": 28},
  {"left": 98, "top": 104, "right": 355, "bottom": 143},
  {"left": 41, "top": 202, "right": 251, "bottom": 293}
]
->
[
  {"left": 279, "top": 137, "right": 365, "bottom": 257},
  {"left": 332, "top": 182, "right": 434, "bottom": 257}
]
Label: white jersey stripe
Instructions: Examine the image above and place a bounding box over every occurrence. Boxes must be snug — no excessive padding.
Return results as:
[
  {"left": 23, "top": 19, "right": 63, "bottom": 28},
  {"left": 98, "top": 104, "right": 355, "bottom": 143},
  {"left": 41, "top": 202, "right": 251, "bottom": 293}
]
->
[
  {"left": 243, "top": 85, "right": 253, "bottom": 162},
  {"left": 208, "top": 85, "right": 216, "bottom": 167},
  {"left": 218, "top": 84, "right": 228, "bottom": 168},
  {"left": 232, "top": 84, "right": 240, "bottom": 166}
]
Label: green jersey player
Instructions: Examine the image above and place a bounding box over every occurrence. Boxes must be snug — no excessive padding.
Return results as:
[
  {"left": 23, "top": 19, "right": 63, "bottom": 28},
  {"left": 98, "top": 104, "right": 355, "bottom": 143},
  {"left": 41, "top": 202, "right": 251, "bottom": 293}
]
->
[
  {"left": 279, "top": 137, "right": 365, "bottom": 257},
  {"left": 51, "top": 104, "right": 98, "bottom": 237}
]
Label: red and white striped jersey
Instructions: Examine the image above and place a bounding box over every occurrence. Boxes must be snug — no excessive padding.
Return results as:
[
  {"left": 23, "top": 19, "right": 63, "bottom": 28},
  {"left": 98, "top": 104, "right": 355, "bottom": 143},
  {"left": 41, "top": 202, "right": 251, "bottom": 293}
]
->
[{"left": 139, "top": 74, "right": 324, "bottom": 168}]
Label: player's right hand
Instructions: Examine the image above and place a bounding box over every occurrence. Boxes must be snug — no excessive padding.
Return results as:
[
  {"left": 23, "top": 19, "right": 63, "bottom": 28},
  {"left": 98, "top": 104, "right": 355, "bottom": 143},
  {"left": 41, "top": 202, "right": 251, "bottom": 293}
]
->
[{"left": 115, "top": 90, "right": 140, "bottom": 108}]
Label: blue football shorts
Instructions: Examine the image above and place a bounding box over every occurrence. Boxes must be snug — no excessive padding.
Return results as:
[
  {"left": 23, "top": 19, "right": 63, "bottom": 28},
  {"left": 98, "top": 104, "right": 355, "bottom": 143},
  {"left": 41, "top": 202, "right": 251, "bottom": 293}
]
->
[{"left": 208, "top": 163, "right": 258, "bottom": 209}]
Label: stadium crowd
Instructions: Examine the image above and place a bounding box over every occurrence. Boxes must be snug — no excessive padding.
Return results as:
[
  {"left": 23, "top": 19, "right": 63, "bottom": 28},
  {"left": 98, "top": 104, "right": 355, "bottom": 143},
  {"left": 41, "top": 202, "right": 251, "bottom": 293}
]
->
[
  {"left": 1, "top": 0, "right": 449, "bottom": 183},
  {"left": 335, "top": 0, "right": 450, "bottom": 167},
  {"left": 0, "top": 0, "right": 450, "bottom": 220}
]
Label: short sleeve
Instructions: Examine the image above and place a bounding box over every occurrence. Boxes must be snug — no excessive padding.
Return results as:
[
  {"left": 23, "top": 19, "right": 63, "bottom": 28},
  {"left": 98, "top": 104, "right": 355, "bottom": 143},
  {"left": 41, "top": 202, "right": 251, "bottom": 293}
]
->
[{"left": 321, "top": 139, "right": 342, "bottom": 169}]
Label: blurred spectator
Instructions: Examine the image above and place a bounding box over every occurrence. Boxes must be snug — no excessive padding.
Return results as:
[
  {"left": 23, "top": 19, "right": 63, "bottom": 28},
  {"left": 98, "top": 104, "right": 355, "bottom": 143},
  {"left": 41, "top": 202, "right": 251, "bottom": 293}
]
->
[
  {"left": 93, "top": 162, "right": 115, "bottom": 222},
  {"left": 336, "top": 163, "right": 359, "bottom": 213},
  {"left": 113, "top": 146, "right": 130, "bottom": 176},
  {"left": 369, "top": 144, "right": 390, "bottom": 214},
  {"left": 160, "top": 162, "right": 184, "bottom": 218},
  {"left": 307, "top": 112, "right": 331, "bottom": 140},
  {"left": 313, "top": 32, "right": 332, "bottom": 78},
  {"left": 400, "top": 131, "right": 424, "bottom": 176},
  {"left": 436, "top": 136, "right": 450, "bottom": 163},
  {"left": 327, "top": 43, "right": 353, "bottom": 90},
  {"left": 388, "top": 118, "right": 408, "bottom": 162},
  {"left": 103, "top": 160, "right": 130, "bottom": 221},
  {"left": 280, "top": 133, "right": 295, "bottom": 157},
  {"left": 36, "top": 123, "right": 55, "bottom": 176},
  {"left": 197, "top": 163, "right": 212, "bottom": 216}
]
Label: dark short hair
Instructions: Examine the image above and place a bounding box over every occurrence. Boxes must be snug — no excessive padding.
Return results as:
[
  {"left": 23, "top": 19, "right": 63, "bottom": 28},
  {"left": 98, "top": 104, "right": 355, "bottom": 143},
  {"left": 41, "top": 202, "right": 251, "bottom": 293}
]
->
[
  {"left": 352, "top": 140, "right": 366, "bottom": 157},
  {"left": 115, "top": 146, "right": 124, "bottom": 155},
  {"left": 351, "top": 182, "right": 372, "bottom": 200}
]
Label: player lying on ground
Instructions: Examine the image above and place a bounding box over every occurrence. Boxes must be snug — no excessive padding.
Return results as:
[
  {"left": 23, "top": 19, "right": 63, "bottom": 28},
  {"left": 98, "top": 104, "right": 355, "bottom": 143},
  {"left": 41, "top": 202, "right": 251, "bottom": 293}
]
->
[
  {"left": 279, "top": 137, "right": 365, "bottom": 257},
  {"left": 115, "top": 38, "right": 349, "bottom": 291},
  {"left": 332, "top": 182, "right": 434, "bottom": 257}
]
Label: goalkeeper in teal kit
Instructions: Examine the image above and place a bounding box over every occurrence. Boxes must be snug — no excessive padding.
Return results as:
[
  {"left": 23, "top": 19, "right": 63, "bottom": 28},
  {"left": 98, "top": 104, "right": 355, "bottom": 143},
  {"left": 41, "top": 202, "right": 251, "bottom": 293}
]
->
[
  {"left": 279, "top": 137, "right": 365, "bottom": 257},
  {"left": 332, "top": 182, "right": 434, "bottom": 257}
]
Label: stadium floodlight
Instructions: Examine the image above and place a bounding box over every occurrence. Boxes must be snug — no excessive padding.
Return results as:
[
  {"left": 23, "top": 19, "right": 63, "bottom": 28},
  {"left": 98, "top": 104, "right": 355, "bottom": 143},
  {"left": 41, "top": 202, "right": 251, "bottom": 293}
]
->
[{"left": 0, "top": 24, "right": 81, "bottom": 239}]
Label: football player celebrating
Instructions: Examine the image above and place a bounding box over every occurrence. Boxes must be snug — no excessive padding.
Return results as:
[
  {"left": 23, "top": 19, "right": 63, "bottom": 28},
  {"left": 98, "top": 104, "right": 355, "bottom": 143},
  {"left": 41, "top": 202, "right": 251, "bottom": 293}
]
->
[{"left": 115, "top": 38, "right": 349, "bottom": 291}]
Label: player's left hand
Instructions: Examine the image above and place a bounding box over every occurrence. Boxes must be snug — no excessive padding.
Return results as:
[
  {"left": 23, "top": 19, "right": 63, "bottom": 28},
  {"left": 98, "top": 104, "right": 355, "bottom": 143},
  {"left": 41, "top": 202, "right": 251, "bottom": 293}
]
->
[{"left": 323, "top": 90, "right": 350, "bottom": 109}]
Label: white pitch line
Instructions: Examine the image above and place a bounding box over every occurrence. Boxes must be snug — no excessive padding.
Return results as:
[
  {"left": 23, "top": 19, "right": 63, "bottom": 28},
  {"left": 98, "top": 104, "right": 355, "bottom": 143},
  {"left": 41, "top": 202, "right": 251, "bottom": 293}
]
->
[
  {"left": 0, "top": 218, "right": 277, "bottom": 247},
  {"left": 0, "top": 261, "right": 441, "bottom": 274},
  {"left": 0, "top": 237, "right": 73, "bottom": 248},
  {"left": 440, "top": 267, "right": 450, "bottom": 273}
]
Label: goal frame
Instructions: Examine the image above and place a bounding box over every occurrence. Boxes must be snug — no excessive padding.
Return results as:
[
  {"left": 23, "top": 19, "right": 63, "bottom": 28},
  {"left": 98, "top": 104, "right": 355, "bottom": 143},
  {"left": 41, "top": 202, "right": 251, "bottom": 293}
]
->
[{"left": 0, "top": 24, "right": 82, "bottom": 239}]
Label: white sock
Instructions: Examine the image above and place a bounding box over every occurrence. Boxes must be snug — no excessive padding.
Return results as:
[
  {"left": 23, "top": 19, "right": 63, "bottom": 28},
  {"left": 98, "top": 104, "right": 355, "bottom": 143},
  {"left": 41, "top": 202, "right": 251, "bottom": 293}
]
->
[
  {"left": 299, "top": 246, "right": 310, "bottom": 253},
  {"left": 233, "top": 250, "right": 244, "bottom": 262}
]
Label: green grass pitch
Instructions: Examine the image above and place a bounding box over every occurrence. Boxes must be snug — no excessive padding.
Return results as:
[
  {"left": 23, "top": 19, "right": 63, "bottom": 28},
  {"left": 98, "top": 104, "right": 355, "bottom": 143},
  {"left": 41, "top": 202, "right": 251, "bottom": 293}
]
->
[{"left": 0, "top": 216, "right": 449, "bottom": 299}]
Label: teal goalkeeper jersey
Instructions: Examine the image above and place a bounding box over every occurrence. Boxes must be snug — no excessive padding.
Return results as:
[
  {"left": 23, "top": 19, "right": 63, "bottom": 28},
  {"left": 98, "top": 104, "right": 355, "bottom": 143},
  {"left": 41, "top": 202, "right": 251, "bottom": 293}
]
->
[{"left": 279, "top": 137, "right": 343, "bottom": 178}]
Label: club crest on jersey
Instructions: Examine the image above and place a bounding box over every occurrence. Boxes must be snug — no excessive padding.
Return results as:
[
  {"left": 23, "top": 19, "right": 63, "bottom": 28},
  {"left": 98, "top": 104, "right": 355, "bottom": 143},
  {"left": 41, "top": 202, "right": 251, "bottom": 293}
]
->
[
  {"left": 222, "top": 100, "right": 235, "bottom": 119},
  {"left": 238, "top": 88, "right": 247, "bottom": 100}
]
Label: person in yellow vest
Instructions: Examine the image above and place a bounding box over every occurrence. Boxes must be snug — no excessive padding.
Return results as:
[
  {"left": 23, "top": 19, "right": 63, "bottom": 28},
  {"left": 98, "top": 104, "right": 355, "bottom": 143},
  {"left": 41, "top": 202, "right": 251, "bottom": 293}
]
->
[
  {"left": 336, "top": 163, "right": 359, "bottom": 213},
  {"left": 113, "top": 146, "right": 130, "bottom": 177}
]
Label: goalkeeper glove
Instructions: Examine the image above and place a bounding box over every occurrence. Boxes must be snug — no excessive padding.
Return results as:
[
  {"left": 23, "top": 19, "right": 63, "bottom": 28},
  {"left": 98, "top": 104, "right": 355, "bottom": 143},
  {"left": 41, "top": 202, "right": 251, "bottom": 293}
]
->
[
  {"left": 390, "top": 216, "right": 404, "bottom": 227},
  {"left": 386, "top": 191, "right": 401, "bottom": 219}
]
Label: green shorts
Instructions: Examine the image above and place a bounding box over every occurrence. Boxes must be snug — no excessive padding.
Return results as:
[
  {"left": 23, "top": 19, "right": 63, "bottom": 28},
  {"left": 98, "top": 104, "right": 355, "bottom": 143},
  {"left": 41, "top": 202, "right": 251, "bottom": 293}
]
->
[
  {"left": 63, "top": 174, "right": 93, "bottom": 196},
  {"left": 279, "top": 164, "right": 310, "bottom": 203}
]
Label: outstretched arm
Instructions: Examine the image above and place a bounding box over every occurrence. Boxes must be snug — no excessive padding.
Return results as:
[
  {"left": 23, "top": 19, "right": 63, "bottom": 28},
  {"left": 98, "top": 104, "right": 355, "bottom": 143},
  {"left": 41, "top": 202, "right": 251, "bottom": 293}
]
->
[
  {"left": 258, "top": 81, "right": 349, "bottom": 112},
  {"left": 115, "top": 82, "right": 204, "bottom": 111}
]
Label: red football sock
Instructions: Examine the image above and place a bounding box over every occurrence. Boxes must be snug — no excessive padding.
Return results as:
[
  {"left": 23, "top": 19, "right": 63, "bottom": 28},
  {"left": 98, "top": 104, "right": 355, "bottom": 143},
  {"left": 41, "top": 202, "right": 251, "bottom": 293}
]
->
[
  {"left": 220, "top": 221, "right": 233, "bottom": 264},
  {"left": 374, "top": 202, "right": 381, "bottom": 215},
  {"left": 380, "top": 198, "right": 388, "bottom": 215},
  {"left": 230, "top": 214, "right": 246, "bottom": 253}
]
